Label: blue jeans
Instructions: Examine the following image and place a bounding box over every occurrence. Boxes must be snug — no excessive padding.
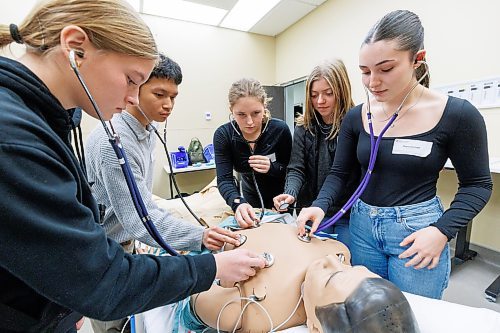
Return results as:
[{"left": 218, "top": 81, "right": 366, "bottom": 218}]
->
[
  {"left": 350, "top": 197, "right": 450, "bottom": 299},
  {"left": 320, "top": 215, "right": 351, "bottom": 249}
]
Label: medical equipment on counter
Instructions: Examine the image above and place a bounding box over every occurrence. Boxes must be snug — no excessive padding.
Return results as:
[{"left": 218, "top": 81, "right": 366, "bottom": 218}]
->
[
  {"left": 203, "top": 143, "right": 215, "bottom": 163},
  {"left": 69, "top": 50, "right": 179, "bottom": 256},
  {"left": 170, "top": 146, "right": 189, "bottom": 169},
  {"left": 315, "top": 62, "right": 429, "bottom": 234}
]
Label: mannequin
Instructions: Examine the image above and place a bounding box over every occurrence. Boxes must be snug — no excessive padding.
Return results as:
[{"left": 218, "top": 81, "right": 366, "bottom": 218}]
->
[
  {"left": 303, "top": 255, "right": 419, "bottom": 333},
  {"left": 148, "top": 221, "right": 500, "bottom": 333},
  {"left": 189, "top": 222, "right": 350, "bottom": 332}
]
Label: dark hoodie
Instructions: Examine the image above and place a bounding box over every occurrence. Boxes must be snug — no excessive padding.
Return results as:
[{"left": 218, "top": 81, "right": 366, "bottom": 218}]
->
[{"left": 0, "top": 56, "right": 216, "bottom": 332}]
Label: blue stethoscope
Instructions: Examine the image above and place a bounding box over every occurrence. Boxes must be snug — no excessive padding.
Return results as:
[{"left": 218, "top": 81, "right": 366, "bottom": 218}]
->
[
  {"left": 69, "top": 50, "right": 179, "bottom": 256},
  {"left": 313, "top": 62, "right": 430, "bottom": 235}
]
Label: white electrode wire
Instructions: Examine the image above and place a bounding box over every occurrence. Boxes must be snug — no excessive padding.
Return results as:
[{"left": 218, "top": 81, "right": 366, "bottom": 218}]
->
[
  {"left": 215, "top": 291, "right": 303, "bottom": 333},
  {"left": 216, "top": 297, "right": 273, "bottom": 333}
]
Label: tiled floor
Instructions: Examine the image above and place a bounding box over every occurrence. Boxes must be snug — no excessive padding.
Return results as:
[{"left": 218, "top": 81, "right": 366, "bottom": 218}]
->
[
  {"left": 443, "top": 244, "right": 500, "bottom": 312},
  {"left": 80, "top": 245, "right": 500, "bottom": 333}
]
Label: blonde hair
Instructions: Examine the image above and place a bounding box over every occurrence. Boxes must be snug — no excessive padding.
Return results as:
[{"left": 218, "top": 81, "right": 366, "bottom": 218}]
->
[
  {"left": 228, "top": 77, "right": 272, "bottom": 122},
  {"left": 297, "top": 59, "right": 354, "bottom": 140},
  {"left": 0, "top": 0, "right": 157, "bottom": 59}
]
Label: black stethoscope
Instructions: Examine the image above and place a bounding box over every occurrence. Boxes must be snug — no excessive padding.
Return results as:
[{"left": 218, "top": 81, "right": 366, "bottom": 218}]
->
[
  {"left": 135, "top": 105, "right": 209, "bottom": 228},
  {"left": 69, "top": 50, "right": 179, "bottom": 256},
  {"left": 229, "top": 114, "right": 270, "bottom": 222}
]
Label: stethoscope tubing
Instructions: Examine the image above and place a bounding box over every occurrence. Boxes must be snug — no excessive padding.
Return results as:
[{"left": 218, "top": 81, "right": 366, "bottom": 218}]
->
[
  {"left": 316, "top": 111, "right": 393, "bottom": 232},
  {"left": 69, "top": 50, "right": 179, "bottom": 256},
  {"left": 150, "top": 120, "right": 209, "bottom": 228},
  {"left": 229, "top": 115, "right": 269, "bottom": 221}
]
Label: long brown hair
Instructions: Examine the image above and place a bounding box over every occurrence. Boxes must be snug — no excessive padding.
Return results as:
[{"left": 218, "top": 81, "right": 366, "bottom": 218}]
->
[{"left": 297, "top": 59, "right": 354, "bottom": 140}]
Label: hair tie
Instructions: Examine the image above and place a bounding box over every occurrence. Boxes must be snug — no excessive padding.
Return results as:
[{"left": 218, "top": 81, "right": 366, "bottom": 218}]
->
[{"left": 9, "top": 24, "right": 23, "bottom": 44}]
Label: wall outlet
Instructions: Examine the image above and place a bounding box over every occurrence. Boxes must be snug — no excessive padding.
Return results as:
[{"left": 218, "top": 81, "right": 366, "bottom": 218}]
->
[{"left": 205, "top": 111, "right": 212, "bottom": 120}]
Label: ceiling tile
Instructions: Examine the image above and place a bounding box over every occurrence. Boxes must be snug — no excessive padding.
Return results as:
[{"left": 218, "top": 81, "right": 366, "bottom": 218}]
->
[
  {"left": 183, "top": 0, "right": 238, "bottom": 10},
  {"left": 249, "top": 0, "right": 317, "bottom": 36}
]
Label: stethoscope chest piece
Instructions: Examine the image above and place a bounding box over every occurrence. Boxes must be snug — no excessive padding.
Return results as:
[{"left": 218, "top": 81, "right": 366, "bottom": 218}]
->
[
  {"left": 279, "top": 201, "right": 289, "bottom": 210},
  {"left": 261, "top": 252, "right": 274, "bottom": 268},
  {"left": 237, "top": 234, "right": 247, "bottom": 247},
  {"left": 297, "top": 233, "right": 311, "bottom": 243}
]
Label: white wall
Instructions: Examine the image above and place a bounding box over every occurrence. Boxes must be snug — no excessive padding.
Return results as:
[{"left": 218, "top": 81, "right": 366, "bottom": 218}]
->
[{"left": 275, "top": 0, "right": 500, "bottom": 251}]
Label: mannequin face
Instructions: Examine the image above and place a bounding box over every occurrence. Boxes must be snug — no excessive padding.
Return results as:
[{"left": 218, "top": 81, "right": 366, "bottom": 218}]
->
[{"left": 303, "top": 255, "right": 379, "bottom": 333}]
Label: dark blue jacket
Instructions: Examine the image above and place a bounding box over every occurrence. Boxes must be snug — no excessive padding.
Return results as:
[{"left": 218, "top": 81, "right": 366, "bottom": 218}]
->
[{"left": 0, "top": 57, "right": 215, "bottom": 332}]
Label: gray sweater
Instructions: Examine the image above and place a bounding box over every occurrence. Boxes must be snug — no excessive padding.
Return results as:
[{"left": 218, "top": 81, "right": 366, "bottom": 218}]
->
[{"left": 85, "top": 111, "right": 204, "bottom": 251}]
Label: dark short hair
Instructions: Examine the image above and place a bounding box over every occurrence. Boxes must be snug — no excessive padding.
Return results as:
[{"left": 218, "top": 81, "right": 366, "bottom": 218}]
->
[
  {"left": 315, "top": 278, "right": 419, "bottom": 333},
  {"left": 148, "top": 53, "right": 182, "bottom": 85}
]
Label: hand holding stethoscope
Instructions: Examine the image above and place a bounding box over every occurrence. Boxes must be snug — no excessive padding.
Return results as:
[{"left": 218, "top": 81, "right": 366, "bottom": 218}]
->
[
  {"left": 235, "top": 203, "right": 260, "bottom": 228},
  {"left": 273, "top": 194, "right": 295, "bottom": 212}
]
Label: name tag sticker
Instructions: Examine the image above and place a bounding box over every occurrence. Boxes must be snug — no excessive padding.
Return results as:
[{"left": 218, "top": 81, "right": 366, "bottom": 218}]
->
[
  {"left": 266, "top": 152, "right": 277, "bottom": 162},
  {"left": 392, "top": 139, "right": 433, "bottom": 157}
]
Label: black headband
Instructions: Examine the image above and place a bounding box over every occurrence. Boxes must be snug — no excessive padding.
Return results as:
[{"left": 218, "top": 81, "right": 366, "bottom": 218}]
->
[{"left": 9, "top": 24, "right": 23, "bottom": 44}]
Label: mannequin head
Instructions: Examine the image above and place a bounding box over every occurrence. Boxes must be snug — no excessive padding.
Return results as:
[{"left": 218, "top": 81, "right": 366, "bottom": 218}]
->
[{"left": 304, "top": 255, "right": 419, "bottom": 333}]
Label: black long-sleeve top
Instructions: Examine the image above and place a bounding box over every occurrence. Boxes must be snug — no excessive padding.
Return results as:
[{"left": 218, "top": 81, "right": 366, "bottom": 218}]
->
[
  {"left": 284, "top": 122, "right": 359, "bottom": 217},
  {"left": 0, "top": 57, "right": 216, "bottom": 329},
  {"left": 313, "top": 97, "right": 492, "bottom": 240},
  {"left": 214, "top": 119, "right": 292, "bottom": 211}
]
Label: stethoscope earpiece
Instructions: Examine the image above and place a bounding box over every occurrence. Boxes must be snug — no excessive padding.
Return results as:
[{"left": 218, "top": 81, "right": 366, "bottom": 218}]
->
[
  {"left": 74, "top": 49, "right": 84, "bottom": 58},
  {"left": 68, "top": 49, "right": 85, "bottom": 70}
]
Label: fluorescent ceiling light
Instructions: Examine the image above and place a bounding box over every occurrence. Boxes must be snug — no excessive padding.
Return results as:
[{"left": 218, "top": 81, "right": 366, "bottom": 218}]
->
[
  {"left": 220, "top": 0, "right": 282, "bottom": 32},
  {"left": 142, "top": 0, "right": 228, "bottom": 26}
]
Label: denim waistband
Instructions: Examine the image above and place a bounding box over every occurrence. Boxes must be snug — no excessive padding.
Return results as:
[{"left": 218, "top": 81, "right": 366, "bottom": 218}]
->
[{"left": 353, "top": 196, "right": 443, "bottom": 218}]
